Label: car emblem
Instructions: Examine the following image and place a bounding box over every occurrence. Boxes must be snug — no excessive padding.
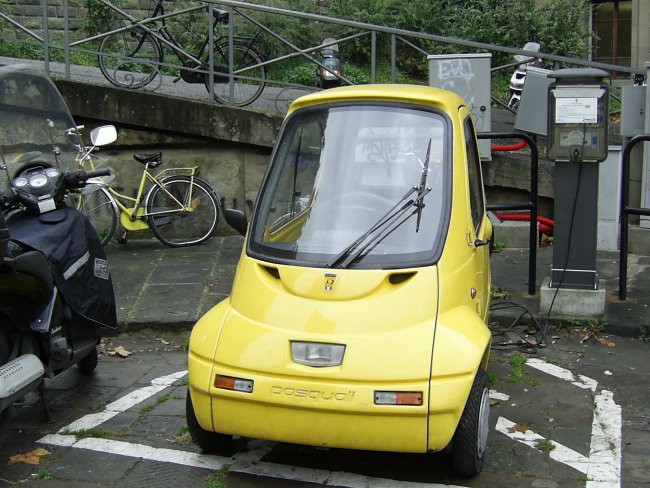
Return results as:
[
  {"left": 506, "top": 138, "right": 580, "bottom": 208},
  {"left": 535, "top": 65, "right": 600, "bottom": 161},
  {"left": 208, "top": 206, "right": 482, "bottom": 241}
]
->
[{"left": 323, "top": 272, "right": 337, "bottom": 292}]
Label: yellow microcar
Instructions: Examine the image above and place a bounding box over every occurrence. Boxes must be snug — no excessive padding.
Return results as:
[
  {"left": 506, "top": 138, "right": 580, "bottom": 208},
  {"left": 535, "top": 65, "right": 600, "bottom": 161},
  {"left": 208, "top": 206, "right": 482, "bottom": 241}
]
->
[{"left": 187, "top": 84, "right": 493, "bottom": 477}]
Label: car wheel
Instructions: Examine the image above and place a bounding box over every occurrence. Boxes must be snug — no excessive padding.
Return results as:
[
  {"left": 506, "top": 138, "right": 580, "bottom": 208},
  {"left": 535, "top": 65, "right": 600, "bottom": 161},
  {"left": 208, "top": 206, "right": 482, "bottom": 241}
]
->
[
  {"left": 451, "top": 368, "right": 490, "bottom": 477},
  {"left": 186, "top": 389, "right": 231, "bottom": 451}
]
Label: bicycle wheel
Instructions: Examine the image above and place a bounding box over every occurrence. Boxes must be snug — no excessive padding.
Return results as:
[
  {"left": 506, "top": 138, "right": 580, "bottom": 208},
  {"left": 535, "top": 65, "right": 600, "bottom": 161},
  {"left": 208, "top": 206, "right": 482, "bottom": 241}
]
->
[
  {"left": 207, "top": 42, "right": 265, "bottom": 107},
  {"left": 145, "top": 176, "right": 219, "bottom": 247},
  {"left": 67, "top": 188, "right": 118, "bottom": 246},
  {"left": 99, "top": 27, "right": 162, "bottom": 89}
]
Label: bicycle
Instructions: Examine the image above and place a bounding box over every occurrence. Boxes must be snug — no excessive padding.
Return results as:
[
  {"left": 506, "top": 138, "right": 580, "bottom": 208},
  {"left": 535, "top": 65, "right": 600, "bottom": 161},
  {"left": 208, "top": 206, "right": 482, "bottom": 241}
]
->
[
  {"left": 70, "top": 127, "right": 220, "bottom": 247},
  {"left": 98, "top": 0, "right": 266, "bottom": 107}
]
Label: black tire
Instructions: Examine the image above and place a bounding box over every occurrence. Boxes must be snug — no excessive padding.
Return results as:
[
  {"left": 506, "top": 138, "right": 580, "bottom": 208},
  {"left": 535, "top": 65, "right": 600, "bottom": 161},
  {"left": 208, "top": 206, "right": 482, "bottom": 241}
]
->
[
  {"left": 186, "top": 389, "right": 231, "bottom": 451},
  {"left": 451, "top": 368, "right": 490, "bottom": 477},
  {"left": 99, "top": 27, "right": 162, "bottom": 89},
  {"left": 207, "top": 42, "right": 265, "bottom": 107},
  {"left": 76, "top": 346, "right": 99, "bottom": 375},
  {"left": 67, "top": 188, "right": 118, "bottom": 246},
  {"left": 145, "top": 176, "right": 219, "bottom": 247}
]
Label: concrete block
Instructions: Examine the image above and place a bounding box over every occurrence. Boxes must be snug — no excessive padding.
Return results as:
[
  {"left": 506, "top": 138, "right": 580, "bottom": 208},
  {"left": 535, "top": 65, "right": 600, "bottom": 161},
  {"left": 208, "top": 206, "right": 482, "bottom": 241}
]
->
[
  {"left": 629, "top": 226, "right": 650, "bottom": 255},
  {"left": 539, "top": 277, "right": 606, "bottom": 319}
]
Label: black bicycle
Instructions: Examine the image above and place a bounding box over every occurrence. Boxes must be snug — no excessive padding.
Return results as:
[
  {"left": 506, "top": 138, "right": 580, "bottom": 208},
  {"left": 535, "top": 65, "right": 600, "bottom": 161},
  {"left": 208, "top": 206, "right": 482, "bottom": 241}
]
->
[{"left": 98, "top": 0, "right": 266, "bottom": 107}]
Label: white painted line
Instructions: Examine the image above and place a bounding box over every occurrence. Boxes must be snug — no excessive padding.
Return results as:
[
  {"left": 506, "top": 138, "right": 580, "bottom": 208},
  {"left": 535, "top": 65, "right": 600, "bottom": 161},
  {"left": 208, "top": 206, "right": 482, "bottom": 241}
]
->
[
  {"left": 495, "top": 417, "right": 590, "bottom": 474},
  {"left": 42, "top": 434, "right": 228, "bottom": 470},
  {"left": 489, "top": 390, "right": 510, "bottom": 401},
  {"left": 525, "top": 358, "right": 598, "bottom": 391},
  {"left": 586, "top": 390, "right": 622, "bottom": 488},
  {"left": 58, "top": 370, "right": 188, "bottom": 433},
  {"left": 39, "top": 369, "right": 471, "bottom": 488}
]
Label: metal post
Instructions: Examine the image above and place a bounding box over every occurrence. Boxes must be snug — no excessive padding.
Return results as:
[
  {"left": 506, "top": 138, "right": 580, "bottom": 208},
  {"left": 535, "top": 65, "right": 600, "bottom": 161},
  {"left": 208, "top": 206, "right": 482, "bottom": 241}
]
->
[
  {"left": 390, "top": 34, "right": 396, "bottom": 83},
  {"left": 41, "top": 0, "right": 49, "bottom": 74},
  {"left": 370, "top": 30, "right": 376, "bottom": 84},
  {"left": 208, "top": 2, "right": 214, "bottom": 100},
  {"left": 63, "top": 0, "right": 70, "bottom": 79},
  {"left": 228, "top": 7, "right": 235, "bottom": 103}
]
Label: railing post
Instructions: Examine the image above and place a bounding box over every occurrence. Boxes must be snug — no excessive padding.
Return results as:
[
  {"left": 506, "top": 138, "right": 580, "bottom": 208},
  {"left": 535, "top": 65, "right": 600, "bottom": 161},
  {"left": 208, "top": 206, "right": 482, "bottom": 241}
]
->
[
  {"left": 41, "top": 0, "right": 49, "bottom": 74},
  {"left": 619, "top": 135, "right": 650, "bottom": 300},
  {"left": 390, "top": 34, "right": 396, "bottom": 83},
  {"left": 479, "top": 132, "right": 539, "bottom": 295},
  {"left": 370, "top": 30, "right": 376, "bottom": 84},
  {"left": 64, "top": 0, "right": 70, "bottom": 78}
]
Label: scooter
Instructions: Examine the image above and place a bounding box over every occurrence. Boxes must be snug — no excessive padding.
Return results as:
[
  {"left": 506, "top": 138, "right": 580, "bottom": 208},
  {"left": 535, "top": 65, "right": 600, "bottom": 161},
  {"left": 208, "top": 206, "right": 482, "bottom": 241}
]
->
[
  {"left": 315, "top": 38, "right": 343, "bottom": 89},
  {"left": 507, "top": 42, "right": 541, "bottom": 110},
  {"left": 0, "top": 65, "right": 118, "bottom": 434}
]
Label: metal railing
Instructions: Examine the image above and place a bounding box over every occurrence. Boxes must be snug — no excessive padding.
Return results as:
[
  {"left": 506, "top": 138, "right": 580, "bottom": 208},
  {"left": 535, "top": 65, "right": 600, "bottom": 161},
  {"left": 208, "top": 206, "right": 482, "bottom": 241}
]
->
[
  {"left": 0, "top": 0, "right": 644, "bottom": 107},
  {"left": 479, "top": 132, "right": 540, "bottom": 295},
  {"left": 618, "top": 135, "right": 650, "bottom": 300}
]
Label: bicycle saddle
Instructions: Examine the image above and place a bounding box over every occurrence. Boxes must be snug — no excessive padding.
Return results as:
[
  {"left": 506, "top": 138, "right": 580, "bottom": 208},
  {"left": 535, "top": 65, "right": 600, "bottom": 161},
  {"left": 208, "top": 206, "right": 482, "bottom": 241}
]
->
[
  {"left": 133, "top": 152, "right": 163, "bottom": 168},
  {"left": 211, "top": 8, "right": 229, "bottom": 21}
]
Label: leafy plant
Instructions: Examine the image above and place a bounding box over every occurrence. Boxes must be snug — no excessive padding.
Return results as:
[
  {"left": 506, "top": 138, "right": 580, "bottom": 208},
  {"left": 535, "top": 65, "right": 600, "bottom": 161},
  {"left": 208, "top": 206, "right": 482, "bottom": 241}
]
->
[
  {"left": 536, "top": 438, "right": 556, "bottom": 453},
  {"left": 506, "top": 355, "right": 538, "bottom": 386}
]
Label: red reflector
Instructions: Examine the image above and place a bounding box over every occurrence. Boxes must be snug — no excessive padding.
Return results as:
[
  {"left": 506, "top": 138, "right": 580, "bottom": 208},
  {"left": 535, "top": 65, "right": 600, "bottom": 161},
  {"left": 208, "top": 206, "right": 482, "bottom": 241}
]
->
[
  {"left": 214, "top": 375, "right": 235, "bottom": 390},
  {"left": 396, "top": 392, "right": 423, "bottom": 406}
]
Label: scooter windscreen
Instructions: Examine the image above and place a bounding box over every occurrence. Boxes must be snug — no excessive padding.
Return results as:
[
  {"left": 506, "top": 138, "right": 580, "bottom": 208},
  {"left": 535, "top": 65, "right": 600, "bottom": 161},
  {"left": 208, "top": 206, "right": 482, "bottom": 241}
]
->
[
  {"left": 249, "top": 104, "right": 450, "bottom": 269},
  {"left": 0, "top": 64, "right": 81, "bottom": 183}
]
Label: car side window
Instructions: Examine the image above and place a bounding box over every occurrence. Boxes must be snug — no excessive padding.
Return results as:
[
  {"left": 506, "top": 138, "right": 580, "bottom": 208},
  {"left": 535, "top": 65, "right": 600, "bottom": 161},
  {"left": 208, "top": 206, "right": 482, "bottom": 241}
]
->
[{"left": 464, "top": 116, "right": 485, "bottom": 232}]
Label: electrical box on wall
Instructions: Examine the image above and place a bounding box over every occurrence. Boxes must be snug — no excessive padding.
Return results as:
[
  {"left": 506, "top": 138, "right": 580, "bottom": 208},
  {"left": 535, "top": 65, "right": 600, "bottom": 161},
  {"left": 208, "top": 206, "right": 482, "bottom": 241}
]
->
[
  {"left": 514, "top": 66, "right": 552, "bottom": 136},
  {"left": 620, "top": 84, "right": 646, "bottom": 137},
  {"left": 428, "top": 53, "right": 492, "bottom": 160},
  {"left": 547, "top": 69, "right": 609, "bottom": 163}
]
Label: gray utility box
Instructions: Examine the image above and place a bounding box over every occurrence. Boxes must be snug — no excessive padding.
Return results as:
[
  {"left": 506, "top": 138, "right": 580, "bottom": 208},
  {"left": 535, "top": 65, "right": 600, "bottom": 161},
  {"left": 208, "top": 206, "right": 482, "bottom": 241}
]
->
[
  {"left": 621, "top": 84, "right": 646, "bottom": 137},
  {"left": 514, "top": 66, "right": 552, "bottom": 136},
  {"left": 428, "top": 53, "right": 492, "bottom": 160}
]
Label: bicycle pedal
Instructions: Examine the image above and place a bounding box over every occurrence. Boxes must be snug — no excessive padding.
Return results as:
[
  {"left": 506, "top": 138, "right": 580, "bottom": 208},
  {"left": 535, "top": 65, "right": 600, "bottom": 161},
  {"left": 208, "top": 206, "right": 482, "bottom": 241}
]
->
[
  {"left": 118, "top": 237, "right": 128, "bottom": 245},
  {"left": 173, "top": 76, "right": 181, "bottom": 83}
]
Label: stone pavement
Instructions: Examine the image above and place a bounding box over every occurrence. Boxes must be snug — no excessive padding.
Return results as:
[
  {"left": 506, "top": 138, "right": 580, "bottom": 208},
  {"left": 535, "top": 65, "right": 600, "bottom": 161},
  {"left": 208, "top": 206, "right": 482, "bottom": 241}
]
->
[{"left": 105, "top": 234, "right": 650, "bottom": 339}]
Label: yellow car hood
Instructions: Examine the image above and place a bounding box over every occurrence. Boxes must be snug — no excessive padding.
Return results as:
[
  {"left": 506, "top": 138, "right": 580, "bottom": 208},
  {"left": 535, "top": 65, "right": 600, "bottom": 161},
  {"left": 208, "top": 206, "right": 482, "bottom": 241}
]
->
[{"left": 214, "top": 257, "right": 439, "bottom": 383}]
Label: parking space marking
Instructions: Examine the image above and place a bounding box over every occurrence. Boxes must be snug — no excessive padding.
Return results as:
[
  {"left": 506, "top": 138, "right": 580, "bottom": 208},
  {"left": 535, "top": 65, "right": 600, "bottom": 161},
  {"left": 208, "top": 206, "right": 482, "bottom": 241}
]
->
[
  {"left": 525, "top": 358, "right": 598, "bottom": 391},
  {"left": 59, "top": 370, "right": 188, "bottom": 433},
  {"left": 495, "top": 359, "right": 622, "bottom": 488},
  {"left": 39, "top": 370, "right": 467, "bottom": 488}
]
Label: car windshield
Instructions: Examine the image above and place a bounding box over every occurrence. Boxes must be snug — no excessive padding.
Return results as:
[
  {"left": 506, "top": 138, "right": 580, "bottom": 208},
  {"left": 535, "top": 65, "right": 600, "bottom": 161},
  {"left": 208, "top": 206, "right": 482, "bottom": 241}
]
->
[{"left": 249, "top": 104, "right": 450, "bottom": 269}]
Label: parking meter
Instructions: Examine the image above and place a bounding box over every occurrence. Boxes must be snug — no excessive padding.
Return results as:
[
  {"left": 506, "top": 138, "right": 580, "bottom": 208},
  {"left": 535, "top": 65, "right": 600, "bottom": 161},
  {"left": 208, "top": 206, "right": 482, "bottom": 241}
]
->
[
  {"left": 548, "top": 68, "right": 609, "bottom": 163},
  {"left": 546, "top": 68, "right": 610, "bottom": 292}
]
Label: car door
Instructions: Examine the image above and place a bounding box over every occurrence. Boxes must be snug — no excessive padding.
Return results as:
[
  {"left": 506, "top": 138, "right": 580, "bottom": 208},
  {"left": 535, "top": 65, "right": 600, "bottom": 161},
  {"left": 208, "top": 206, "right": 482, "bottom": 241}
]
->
[{"left": 462, "top": 111, "right": 491, "bottom": 321}]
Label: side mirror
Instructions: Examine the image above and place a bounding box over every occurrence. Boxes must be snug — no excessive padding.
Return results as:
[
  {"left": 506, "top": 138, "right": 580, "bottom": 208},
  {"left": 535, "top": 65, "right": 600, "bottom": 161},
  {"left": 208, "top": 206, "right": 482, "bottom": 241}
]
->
[
  {"left": 90, "top": 125, "right": 117, "bottom": 147},
  {"left": 225, "top": 208, "right": 248, "bottom": 236}
]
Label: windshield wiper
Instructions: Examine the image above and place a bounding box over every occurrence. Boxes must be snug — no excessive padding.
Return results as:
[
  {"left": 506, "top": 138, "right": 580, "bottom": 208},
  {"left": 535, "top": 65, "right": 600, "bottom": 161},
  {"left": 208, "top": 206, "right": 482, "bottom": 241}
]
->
[{"left": 327, "top": 139, "right": 432, "bottom": 269}]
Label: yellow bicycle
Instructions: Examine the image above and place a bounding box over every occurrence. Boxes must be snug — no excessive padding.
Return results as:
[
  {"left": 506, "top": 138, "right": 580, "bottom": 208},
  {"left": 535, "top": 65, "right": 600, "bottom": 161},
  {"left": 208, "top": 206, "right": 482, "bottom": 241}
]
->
[{"left": 72, "top": 126, "right": 220, "bottom": 247}]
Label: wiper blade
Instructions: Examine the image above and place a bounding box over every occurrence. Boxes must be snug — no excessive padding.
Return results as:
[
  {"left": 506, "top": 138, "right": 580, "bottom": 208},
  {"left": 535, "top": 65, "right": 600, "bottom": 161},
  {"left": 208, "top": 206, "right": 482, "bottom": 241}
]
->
[
  {"left": 327, "top": 139, "right": 433, "bottom": 269},
  {"left": 415, "top": 138, "right": 432, "bottom": 232}
]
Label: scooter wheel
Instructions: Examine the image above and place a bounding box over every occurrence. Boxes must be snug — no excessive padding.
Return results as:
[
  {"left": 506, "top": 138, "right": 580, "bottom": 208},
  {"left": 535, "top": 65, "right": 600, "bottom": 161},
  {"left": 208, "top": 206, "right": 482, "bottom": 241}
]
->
[
  {"left": 451, "top": 368, "right": 490, "bottom": 477},
  {"left": 76, "top": 347, "right": 98, "bottom": 375},
  {"left": 186, "top": 388, "right": 231, "bottom": 452}
]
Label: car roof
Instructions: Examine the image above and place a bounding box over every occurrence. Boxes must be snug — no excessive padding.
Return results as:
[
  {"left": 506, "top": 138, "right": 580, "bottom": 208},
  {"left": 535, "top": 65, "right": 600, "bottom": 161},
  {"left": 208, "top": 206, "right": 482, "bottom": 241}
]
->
[{"left": 288, "top": 84, "right": 467, "bottom": 115}]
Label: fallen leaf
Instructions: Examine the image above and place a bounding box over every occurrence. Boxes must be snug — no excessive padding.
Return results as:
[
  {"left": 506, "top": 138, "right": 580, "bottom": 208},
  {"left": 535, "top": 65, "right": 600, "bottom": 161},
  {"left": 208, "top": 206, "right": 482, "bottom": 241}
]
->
[
  {"left": 7, "top": 448, "right": 50, "bottom": 466},
  {"left": 508, "top": 422, "right": 536, "bottom": 434},
  {"left": 108, "top": 346, "right": 132, "bottom": 358}
]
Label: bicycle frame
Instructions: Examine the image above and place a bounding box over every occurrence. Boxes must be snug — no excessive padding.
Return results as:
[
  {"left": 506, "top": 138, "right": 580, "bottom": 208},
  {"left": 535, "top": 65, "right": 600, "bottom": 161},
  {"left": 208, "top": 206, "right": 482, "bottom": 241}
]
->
[
  {"left": 106, "top": 166, "right": 200, "bottom": 232},
  {"left": 145, "top": 0, "right": 260, "bottom": 75}
]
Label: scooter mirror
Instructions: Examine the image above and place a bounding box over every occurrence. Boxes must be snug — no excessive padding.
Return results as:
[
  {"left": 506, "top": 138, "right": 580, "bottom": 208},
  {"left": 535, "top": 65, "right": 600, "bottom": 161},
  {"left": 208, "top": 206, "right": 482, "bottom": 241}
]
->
[
  {"left": 90, "top": 125, "right": 117, "bottom": 147},
  {"left": 224, "top": 208, "right": 248, "bottom": 236}
]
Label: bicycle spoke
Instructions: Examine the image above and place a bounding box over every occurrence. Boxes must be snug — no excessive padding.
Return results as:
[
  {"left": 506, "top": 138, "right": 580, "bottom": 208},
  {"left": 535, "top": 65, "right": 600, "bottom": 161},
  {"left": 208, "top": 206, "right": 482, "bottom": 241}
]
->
[
  {"left": 146, "top": 177, "right": 219, "bottom": 247},
  {"left": 99, "top": 28, "right": 162, "bottom": 89}
]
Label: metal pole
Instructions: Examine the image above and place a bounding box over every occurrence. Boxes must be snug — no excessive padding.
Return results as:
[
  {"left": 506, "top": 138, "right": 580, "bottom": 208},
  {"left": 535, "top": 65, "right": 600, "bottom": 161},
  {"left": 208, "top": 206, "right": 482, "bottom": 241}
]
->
[
  {"left": 208, "top": 2, "right": 214, "bottom": 100},
  {"left": 41, "top": 0, "right": 49, "bottom": 74},
  {"left": 370, "top": 31, "right": 376, "bottom": 84},
  {"left": 390, "top": 34, "right": 396, "bottom": 83},
  {"left": 63, "top": 0, "right": 70, "bottom": 79}
]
